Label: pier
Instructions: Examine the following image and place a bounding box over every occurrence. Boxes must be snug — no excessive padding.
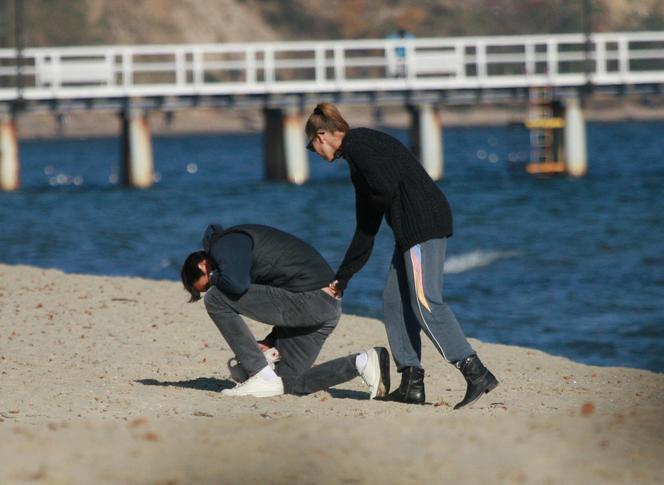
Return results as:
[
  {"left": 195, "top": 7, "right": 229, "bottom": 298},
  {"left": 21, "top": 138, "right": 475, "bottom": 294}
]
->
[{"left": 1, "top": 31, "right": 664, "bottom": 190}]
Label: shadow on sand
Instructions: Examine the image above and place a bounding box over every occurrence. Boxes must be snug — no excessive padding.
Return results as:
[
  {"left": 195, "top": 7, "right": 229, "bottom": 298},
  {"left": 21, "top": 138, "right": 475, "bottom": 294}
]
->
[
  {"left": 137, "top": 378, "right": 374, "bottom": 401},
  {"left": 136, "top": 376, "right": 235, "bottom": 393},
  {"left": 327, "top": 388, "right": 369, "bottom": 400}
]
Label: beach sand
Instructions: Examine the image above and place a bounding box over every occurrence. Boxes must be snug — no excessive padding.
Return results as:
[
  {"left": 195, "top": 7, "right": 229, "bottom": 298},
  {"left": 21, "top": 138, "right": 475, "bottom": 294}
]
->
[{"left": 1, "top": 264, "right": 662, "bottom": 484}]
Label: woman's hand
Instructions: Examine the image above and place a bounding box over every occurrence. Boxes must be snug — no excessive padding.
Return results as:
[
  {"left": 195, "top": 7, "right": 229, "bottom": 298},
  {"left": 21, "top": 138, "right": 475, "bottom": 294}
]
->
[
  {"left": 328, "top": 280, "right": 344, "bottom": 299},
  {"left": 257, "top": 340, "right": 272, "bottom": 352},
  {"left": 322, "top": 286, "right": 340, "bottom": 299}
]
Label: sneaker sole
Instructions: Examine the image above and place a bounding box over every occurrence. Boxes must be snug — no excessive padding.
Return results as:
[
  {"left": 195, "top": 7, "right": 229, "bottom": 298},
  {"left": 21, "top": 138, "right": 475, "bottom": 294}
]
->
[
  {"left": 374, "top": 347, "right": 390, "bottom": 399},
  {"left": 222, "top": 389, "right": 283, "bottom": 398}
]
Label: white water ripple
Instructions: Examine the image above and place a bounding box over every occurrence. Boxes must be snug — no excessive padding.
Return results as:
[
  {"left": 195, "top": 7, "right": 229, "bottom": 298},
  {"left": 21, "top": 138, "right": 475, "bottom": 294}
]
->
[{"left": 444, "top": 250, "right": 519, "bottom": 274}]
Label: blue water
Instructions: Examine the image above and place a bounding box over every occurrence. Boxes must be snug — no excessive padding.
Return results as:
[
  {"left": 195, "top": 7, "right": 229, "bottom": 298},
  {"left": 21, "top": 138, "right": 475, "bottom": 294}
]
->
[{"left": 1, "top": 122, "right": 663, "bottom": 372}]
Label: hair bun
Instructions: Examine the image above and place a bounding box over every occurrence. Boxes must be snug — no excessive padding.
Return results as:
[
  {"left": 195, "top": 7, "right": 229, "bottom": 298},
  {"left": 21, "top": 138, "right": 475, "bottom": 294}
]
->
[{"left": 305, "top": 103, "right": 350, "bottom": 137}]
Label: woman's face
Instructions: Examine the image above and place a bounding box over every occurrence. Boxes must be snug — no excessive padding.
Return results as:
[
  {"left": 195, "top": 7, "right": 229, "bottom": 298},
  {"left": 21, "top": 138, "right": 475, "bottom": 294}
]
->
[{"left": 308, "top": 130, "right": 343, "bottom": 162}]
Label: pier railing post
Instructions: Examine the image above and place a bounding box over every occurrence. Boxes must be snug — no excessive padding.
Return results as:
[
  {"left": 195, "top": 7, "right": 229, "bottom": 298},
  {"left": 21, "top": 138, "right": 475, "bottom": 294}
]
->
[
  {"left": 408, "top": 103, "right": 444, "bottom": 181},
  {"left": 563, "top": 97, "right": 587, "bottom": 177},
  {"left": 120, "top": 109, "right": 154, "bottom": 189},
  {"left": 264, "top": 107, "right": 308, "bottom": 185},
  {"left": 0, "top": 113, "right": 20, "bottom": 191}
]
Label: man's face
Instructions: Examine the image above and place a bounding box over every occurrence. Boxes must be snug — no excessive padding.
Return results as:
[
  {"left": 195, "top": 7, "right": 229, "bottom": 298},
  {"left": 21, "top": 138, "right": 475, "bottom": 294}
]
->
[
  {"left": 192, "top": 273, "right": 210, "bottom": 293},
  {"left": 193, "top": 259, "right": 211, "bottom": 293}
]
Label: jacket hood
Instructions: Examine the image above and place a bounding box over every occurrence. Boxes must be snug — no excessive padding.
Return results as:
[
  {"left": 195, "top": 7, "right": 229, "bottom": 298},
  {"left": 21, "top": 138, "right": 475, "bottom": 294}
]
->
[{"left": 202, "top": 224, "right": 224, "bottom": 252}]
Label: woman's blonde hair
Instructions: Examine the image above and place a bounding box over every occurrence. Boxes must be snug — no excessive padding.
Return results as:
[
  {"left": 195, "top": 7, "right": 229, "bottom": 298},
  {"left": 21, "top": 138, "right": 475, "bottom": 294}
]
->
[{"left": 305, "top": 103, "right": 350, "bottom": 140}]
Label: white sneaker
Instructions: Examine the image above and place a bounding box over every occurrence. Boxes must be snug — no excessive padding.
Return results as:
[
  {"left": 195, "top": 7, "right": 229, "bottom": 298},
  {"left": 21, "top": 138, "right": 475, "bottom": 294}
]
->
[
  {"left": 227, "top": 347, "right": 281, "bottom": 383},
  {"left": 222, "top": 372, "right": 284, "bottom": 398},
  {"left": 360, "top": 347, "right": 390, "bottom": 399}
]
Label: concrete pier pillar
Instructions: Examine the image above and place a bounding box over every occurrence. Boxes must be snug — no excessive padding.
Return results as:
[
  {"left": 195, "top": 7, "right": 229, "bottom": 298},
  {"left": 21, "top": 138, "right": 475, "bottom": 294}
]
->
[
  {"left": 0, "top": 116, "right": 19, "bottom": 191},
  {"left": 264, "top": 107, "right": 309, "bottom": 184},
  {"left": 408, "top": 104, "right": 444, "bottom": 180},
  {"left": 564, "top": 97, "right": 587, "bottom": 177},
  {"left": 121, "top": 109, "right": 154, "bottom": 189}
]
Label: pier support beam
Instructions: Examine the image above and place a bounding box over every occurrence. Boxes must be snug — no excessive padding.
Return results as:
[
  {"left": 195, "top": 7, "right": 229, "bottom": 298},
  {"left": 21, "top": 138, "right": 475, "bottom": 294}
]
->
[
  {"left": 408, "top": 104, "right": 444, "bottom": 181},
  {"left": 264, "top": 107, "right": 309, "bottom": 184},
  {"left": 564, "top": 97, "right": 587, "bottom": 177},
  {"left": 121, "top": 110, "right": 154, "bottom": 189},
  {"left": 0, "top": 115, "right": 19, "bottom": 191}
]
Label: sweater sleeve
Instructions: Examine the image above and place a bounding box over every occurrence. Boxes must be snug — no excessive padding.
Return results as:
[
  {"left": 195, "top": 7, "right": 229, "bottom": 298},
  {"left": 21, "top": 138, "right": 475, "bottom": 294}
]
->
[
  {"left": 334, "top": 191, "right": 384, "bottom": 290},
  {"left": 208, "top": 232, "right": 253, "bottom": 295}
]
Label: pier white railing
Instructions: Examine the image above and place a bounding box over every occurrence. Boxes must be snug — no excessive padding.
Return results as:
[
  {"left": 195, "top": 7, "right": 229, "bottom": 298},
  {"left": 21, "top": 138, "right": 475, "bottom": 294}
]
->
[{"left": 1, "top": 31, "right": 664, "bottom": 101}]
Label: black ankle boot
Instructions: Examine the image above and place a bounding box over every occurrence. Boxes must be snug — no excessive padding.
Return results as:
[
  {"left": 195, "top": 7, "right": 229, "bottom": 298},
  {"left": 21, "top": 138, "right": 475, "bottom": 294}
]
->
[
  {"left": 453, "top": 355, "right": 498, "bottom": 410},
  {"left": 385, "top": 366, "right": 425, "bottom": 404}
]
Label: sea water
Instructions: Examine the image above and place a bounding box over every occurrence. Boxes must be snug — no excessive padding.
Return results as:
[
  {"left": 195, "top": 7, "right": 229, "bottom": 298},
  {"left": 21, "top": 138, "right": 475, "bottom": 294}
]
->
[{"left": 1, "top": 121, "right": 662, "bottom": 371}]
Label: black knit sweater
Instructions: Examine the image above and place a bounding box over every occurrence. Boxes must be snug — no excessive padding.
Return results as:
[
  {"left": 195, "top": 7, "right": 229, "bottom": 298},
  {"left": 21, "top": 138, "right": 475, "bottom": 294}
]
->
[{"left": 334, "top": 127, "right": 453, "bottom": 289}]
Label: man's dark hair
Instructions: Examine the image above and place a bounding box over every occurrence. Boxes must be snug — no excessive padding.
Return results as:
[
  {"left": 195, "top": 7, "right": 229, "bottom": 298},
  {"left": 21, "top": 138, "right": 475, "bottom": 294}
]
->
[{"left": 181, "top": 250, "right": 207, "bottom": 303}]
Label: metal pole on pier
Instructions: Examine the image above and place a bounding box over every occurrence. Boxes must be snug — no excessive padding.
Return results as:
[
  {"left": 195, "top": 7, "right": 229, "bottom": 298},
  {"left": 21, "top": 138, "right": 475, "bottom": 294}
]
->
[
  {"left": 582, "top": 0, "right": 593, "bottom": 103},
  {"left": 14, "top": 0, "right": 24, "bottom": 105}
]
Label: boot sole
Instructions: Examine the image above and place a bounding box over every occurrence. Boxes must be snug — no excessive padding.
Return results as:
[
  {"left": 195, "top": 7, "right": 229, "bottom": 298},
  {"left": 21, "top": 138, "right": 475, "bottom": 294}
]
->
[
  {"left": 454, "top": 375, "right": 499, "bottom": 410},
  {"left": 375, "top": 347, "right": 391, "bottom": 399},
  {"left": 381, "top": 393, "right": 426, "bottom": 404}
]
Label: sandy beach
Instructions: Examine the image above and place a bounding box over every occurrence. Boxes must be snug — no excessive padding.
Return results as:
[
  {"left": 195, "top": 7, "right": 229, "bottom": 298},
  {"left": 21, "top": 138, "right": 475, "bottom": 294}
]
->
[{"left": 1, "top": 263, "right": 662, "bottom": 484}]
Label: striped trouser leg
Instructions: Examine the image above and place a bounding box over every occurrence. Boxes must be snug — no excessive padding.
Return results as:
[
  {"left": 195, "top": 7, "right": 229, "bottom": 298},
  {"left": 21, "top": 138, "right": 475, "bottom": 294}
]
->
[{"left": 402, "top": 238, "right": 475, "bottom": 363}]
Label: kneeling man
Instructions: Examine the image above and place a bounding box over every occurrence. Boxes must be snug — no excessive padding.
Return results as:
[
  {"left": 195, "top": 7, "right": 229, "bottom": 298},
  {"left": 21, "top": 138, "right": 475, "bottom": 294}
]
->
[{"left": 181, "top": 223, "right": 390, "bottom": 398}]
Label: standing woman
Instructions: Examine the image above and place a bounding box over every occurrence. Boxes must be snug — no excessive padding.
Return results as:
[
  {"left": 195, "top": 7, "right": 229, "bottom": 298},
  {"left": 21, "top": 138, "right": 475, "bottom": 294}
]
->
[{"left": 305, "top": 103, "right": 498, "bottom": 409}]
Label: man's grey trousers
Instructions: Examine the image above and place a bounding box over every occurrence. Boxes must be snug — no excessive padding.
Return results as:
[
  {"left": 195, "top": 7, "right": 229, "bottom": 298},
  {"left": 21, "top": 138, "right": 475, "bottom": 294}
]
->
[{"left": 204, "top": 284, "right": 359, "bottom": 395}]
